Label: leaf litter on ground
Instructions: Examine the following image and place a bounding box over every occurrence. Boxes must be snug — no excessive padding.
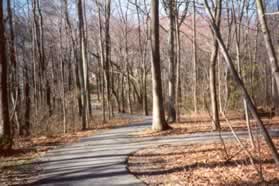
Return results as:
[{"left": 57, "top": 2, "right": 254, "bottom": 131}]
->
[{"left": 128, "top": 138, "right": 279, "bottom": 186}]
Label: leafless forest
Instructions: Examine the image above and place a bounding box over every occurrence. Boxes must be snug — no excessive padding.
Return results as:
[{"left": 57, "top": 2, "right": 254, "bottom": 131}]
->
[{"left": 1, "top": 0, "right": 279, "bottom": 184}]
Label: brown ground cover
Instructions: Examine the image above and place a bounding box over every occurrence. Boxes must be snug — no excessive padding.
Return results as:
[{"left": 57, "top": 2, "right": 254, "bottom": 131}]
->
[
  {"left": 0, "top": 117, "right": 141, "bottom": 186},
  {"left": 128, "top": 138, "right": 279, "bottom": 186},
  {"left": 135, "top": 112, "right": 279, "bottom": 137}
]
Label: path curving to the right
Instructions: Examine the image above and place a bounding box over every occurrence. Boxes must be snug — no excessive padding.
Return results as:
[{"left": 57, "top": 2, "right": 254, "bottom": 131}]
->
[{"left": 33, "top": 117, "right": 279, "bottom": 186}]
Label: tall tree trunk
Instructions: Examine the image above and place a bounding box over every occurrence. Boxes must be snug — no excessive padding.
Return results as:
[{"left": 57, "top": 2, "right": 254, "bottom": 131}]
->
[
  {"left": 151, "top": 0, "right": 170, "bottom": 131},
  {"left": 0, "top": 0, "right": 12, "bottom": 149},
  {"left": 19, "top": 38, "right": 31, "bottom": 136},
  {"left": 59, "top": 23, "right": 66, "bottom": 134},
  {"left": 104, "top": 0, "right": 112, "bottom": 119},
  {"left": 31, "top": 0, "right": 38, "bottom": 118},
  {"left": 209, "top": 0, "right": 221, "bottom": 130},
  {"left": 24, "top": 55, "right": 31, "bottom": 137},
  {"left": 217, "top": 54, "right": 223, "bottom": 113},
  {"left": 96, "top": 69, "right": 101, "bottom": 101},
  {"left": 143, "top": 67, "right": 148, "bottom": 115},
  {"left": 192, "top": 0, "right": 198, "bottom": 113},
  {"left": 256, "top": 0, "right": 279, "bottom": 97},
  {"left": 7, "top": 0, "right": 21, "bottom": 135},
  {"left": 96, "top": 1, "right": 107, "bottom": 122},
  {"left": 175, "top": 15, "right": 181, "bottom": 122},
  {"left": 121, "top": 73, "right": 125, "bottom": 113},
  {"left": 209, "top": 41, "right": 220, "bottom": 130},
  {"left": 167, "top": 0, "right": 176, "bottom": 123},
  {"left": 77, "top": 0, "right": 88, "bottom": 130},
  {"left": 127, "top": 65, "right": 133, "bottom": 114},
  {"left": 37, "top": 0, "right": 46, "bottom": 105},
  {"left": 83, "top": 2, "right": 92, "bottom": 117},
  {"left": 125, "top": 25, "right": 132, "bottom": 114}
]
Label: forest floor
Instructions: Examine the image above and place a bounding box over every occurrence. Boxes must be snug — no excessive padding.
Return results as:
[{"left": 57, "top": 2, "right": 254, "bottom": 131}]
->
[
  {"left": 128, "top": 139, "right": 279, "bottom": 185},
  {"left": 128, "top": 112, "right": 279, "bottom": 185},
  {"left": 134, "top": 112, "right": 279, "bottom": 137},
  {"left": 0, "top": 116, "right": 142, "bottom": 186}
]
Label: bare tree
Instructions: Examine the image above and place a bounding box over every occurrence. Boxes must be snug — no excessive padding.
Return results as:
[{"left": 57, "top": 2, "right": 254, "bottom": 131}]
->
[
  {"left": 104, "top": 0, "right": 112, "bottom": 119},
  {"left": 203, "top": 0, "right": 279, "bottom": 164},
  {"left": 256, "top": 0, "right": 279, "bottom": 102},
  {"left": 0, "top": 0, "right": 12, "bottom": 149},
  {"left": 192, "top": 0, "right": 198, "bottom": 113},
  {"left": 77, "top": 0, "right": 89, "bottom": 130},
  {"left": 7, "top": 0, "right": 22, "bottom": 135},
  {"left": 167, "top": 0, "right": 176, "bottom": 123},
  {"left": 95, "top": 0, "right": 107, "bottom": 122},
  {"left": 151, "top": 0, "right": 170, "bottom": 131},
  {"left": 209, "top": 0, "right": 221, "bottom": 130},
  {"left": 59, "top": 12, "right": 66, "bottom": 133}
]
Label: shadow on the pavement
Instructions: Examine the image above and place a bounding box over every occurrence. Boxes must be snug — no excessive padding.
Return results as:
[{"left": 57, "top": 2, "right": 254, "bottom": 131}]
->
[
  {"left": 41, "top": 161, "right": 124, "bottom": 174},
  {"left": 31, "top": 166, "right": 129, "bottom": 185},
  {"left": 36, "top": 153, "right": 135, "bottom": 165}
]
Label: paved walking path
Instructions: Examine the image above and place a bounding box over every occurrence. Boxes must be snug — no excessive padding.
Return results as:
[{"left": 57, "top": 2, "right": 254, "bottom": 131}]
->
[{"left": 33, "top": 117, "right": 279, "bottom": 186}]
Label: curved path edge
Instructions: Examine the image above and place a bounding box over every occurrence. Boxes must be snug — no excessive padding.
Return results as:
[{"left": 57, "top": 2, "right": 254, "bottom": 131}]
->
[{"left": 32, "top": 117, "right": 279, "bottom": 186}]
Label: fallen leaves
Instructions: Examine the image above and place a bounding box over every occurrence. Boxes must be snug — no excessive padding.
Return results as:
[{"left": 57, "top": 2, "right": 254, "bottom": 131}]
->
[
  {"left": 134, "top": 112, "right": 279, "bottom": 137},
  {"left": 128, "top": 139, "right": 279, "bottom": 185}
]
